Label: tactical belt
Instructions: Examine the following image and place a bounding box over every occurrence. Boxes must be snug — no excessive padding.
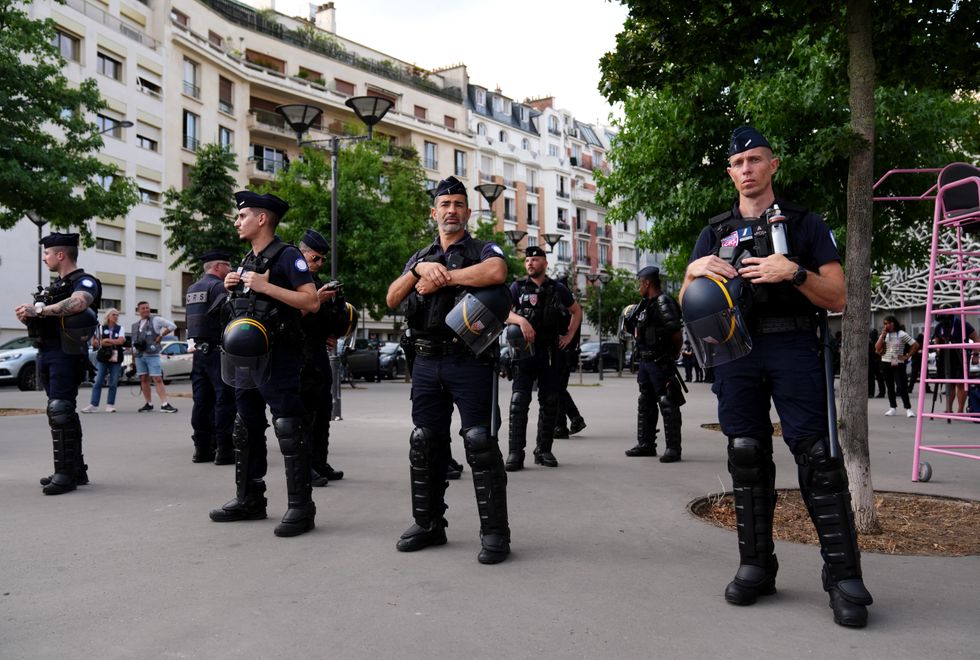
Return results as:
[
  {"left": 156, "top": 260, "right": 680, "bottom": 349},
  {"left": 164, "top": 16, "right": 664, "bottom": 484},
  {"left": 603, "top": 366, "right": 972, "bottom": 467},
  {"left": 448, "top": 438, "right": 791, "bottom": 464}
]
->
[
  {"left": 414, "top": 338, "right": 467, "bottom": 357},
  {"left": 194, "top": 340, "right": 217, "bottom": 354},
  {"left": 637, "top": 350, "right": 671, "bottom": 365},
  {"left": 755, "top": 316, "right": 816, "bottom": 335}
]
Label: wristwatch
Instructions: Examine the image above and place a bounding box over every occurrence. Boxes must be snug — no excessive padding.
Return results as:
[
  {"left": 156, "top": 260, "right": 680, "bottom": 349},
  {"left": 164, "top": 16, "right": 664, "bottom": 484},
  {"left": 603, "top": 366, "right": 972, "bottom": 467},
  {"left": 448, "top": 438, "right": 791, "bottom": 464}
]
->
[
  {"left": 409, "top": 264, "right": 421, "bottom": 279},
  {"left": 792, "top": 266, "right": 808, "bottom": 286}
]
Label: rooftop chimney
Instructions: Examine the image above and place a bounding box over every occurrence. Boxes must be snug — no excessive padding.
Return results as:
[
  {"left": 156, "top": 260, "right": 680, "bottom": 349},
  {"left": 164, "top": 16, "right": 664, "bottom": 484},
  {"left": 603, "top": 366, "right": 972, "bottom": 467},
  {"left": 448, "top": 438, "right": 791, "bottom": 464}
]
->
[{"left": 315, "top": 2, "right": 336, "bottom": 33}]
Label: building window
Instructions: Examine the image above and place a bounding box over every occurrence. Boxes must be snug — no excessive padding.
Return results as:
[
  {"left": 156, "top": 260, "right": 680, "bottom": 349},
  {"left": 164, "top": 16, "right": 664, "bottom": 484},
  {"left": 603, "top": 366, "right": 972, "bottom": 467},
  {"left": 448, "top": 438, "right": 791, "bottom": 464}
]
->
[
  {"left": 218, "top": 77, "right": 234, "bottom": 114},
  {"left": 454, "top": 150, "right": 466, "bottom": 177},
  {"left": 577, "top": 239, "right": 588, "bottom": 260},
  {"left": 139, "top": 188, "right": 161, "bottom": 205},
  {"left": 137, "top": 134, "right": 158, "bottom": 152},
  {"left": 183, "top": 110, "right": 199, "bottom": 151},
  {"left": 527, "top": 203, "right": 538, "bottom": 226},
  {"left": 599, "top": 246, "right": 609, "bottom": 266},
  {"left": 557, "top": 207, "right": 569, "bottom": 228},
  {"left": 576, "top": 208, "right": 587, "bottom": 230},
  {"left": 218, "top": 126, "right": 233, "bottom": 150},
  {"left": 208, "top": 31, "right": 223, "bottom": 47},
  {"left": 135, "top": 231, "right": 160, "bottom": 260},
  {"left": 95, "top": 237, "right": 122, "bottom": 254},
  {"left": 548, "top": 144, "right": 559, "bottom": 158},
  {"left": 97, "top": 52, "right": 123, "bottom": 81},
  {"left": 444, "top": 115, "right": 456, "bottom": 129},
  {"left": 251, "top": 144, "right": 287, "bottom": 173},
  {"left": 298, "top": 67, "right": 325, "bottom": 86},
  {"left": 414, "top": 105, "right": 427, "bottom": 121},
  {"left": 52, "top": 30, "right": 80, "bottom": 62},
  {"left": 183, "top": 58, "right": 200, "bottom": 98},
  {"left": 423, "top": 142, "right": 438, "bottom": 170},
  {"left": 96, "top": 225, "right": 123, "bottom": 254},
  {"left": 475, "top": 89, "right": 485, "bottom": 106},
  {"left": 503, "top": 198, "right": 514, "bottom": 221},
  {"left": 519, "top": 106, "right": 527, "bottom": 121},
  {"left": 476, "top": 123, "right": 486, "bottom": 136},
  {"left": 521, "top": 138, "right": 530, "bottom": 151},
  {"left": 557, "top": 240, "right": 570, "bottom": 262},
  {"left": 548, "top": 115, "right": 560, "bottom": 135},
  {"left": 527, "top": 235, "right": 538, "bottom": 248},
  {"left": 493, "top": 96, "right": 502, "bottom": 112},
  {"left": 171, "top": 9, "right": 188, "bottom": 27},
  {"left": 499, "top": 130, "right": 508, "bottom": 143},
  {"left": 96, "top": 114, "right": 125, "bottom": 139},
  {"left": 96, "top": 174, "right": 114, "bottom": 191},
  {"left": 527, "top": 169, "right": 538, "bottom": 189},
  {"left": 335, "top": 78, "right": 355, "bottom": 95},
  {"left": 137, "top": 66, "right": 162, "bottom": 98}
]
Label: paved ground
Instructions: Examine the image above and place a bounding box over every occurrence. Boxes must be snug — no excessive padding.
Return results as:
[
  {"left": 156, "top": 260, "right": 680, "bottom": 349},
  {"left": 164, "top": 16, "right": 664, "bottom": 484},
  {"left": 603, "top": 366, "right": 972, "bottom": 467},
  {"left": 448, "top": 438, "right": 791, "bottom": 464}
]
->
[{"left": 1, "top": 373, "right": 977, "bottom": 659}]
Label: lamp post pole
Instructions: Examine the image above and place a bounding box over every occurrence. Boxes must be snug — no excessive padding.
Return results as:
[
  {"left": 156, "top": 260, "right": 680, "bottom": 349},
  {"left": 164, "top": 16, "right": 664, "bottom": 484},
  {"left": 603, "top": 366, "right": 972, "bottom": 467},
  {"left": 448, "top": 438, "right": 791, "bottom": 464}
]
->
[
  {"left": 587, "top": 271, "right": 610, "bottom": 381},
  {"left": 275, "top": 97, "right": 393, "bottom": 420}
]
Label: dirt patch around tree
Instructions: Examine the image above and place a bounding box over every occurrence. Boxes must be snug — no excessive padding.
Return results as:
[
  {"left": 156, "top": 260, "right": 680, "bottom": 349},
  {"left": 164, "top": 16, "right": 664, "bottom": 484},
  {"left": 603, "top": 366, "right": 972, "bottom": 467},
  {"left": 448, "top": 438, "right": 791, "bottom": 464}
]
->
[{"left": 0, "top": 408, "right": 45, "bottom": 416}]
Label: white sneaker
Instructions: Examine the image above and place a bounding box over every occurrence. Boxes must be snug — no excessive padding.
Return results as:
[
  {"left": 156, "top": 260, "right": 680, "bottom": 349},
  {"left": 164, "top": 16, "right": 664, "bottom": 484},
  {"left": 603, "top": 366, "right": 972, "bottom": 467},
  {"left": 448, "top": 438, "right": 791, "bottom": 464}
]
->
[
  {"left": 105, "top": 405, "right": 116, "bottom": 413},
  {"left": 80, "top": 404, "right": 98, "bottom": 413},
  {"left": 906, "top": 409, "right": 915, "bottom": 418},
  {"left": 884, "top": 408, "right": 896, "bottom": 416}
]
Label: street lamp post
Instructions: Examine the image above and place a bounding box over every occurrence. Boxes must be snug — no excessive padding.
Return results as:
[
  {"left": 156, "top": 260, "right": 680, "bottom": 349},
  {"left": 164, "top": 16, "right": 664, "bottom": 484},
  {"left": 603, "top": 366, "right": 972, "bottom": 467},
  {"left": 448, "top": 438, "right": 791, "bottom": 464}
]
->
[
  {"left": 275, "top": 96, "right": 394, "bottom": 419},
  {"left": 474, "top": 183, "right": 505, "bottom": 228},
  {"left": 504, "top": 229, "right": 527, "bottom": 253},
  {"left": 586, "top": 271, "right": 611, "bottom": 381}
]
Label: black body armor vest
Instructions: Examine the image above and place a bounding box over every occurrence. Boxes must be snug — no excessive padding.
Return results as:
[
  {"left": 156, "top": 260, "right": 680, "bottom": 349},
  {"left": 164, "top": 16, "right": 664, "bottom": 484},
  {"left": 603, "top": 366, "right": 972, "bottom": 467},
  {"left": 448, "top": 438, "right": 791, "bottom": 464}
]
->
[
  {"left": 185, "top": 274, "right": 226, "bottom": 341},
  {"left": 405, "top": 238, "right": 487, "bottom": 339},
  {"left": 515, "top": 277, "right": 570, "bottom": 344},
  {"left": 634, "top": 293, "right": 681, "bottom": 362},
  {"left": 36, "top": 269, "right": 102, "bottom": 342},
  {"left": 225, "top": 239, "right": 300, "bottom": 344}
]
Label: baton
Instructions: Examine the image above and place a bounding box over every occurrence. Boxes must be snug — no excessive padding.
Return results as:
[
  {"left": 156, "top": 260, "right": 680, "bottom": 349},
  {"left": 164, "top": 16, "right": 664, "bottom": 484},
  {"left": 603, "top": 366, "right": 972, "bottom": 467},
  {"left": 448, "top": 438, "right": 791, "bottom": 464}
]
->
[{"left": 819, "top": 311, "right": 841, "bottom": 459}]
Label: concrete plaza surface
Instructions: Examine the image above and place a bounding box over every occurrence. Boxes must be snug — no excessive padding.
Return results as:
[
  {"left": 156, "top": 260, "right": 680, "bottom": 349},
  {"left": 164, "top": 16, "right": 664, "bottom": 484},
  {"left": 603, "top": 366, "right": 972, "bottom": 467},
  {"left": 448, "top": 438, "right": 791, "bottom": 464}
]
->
[{"left": 1, "top": 374, "right": 977, "bottom": 659}]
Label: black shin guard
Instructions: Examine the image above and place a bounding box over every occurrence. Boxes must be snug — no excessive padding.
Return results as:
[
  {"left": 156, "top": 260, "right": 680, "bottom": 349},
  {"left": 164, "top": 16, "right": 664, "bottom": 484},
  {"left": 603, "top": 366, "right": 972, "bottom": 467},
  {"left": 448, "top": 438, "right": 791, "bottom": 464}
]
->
[
  {"left": 626, "top": 388, "right": 659, "bottom": 456},
  {"left": 43, "top": 399, "right": 81, "bottom": 495},
  {"left": 408, "top": 427, "right": 448, "bottom": 529},
  {"left": 463, "top": 426, "right": 510, "bottom": 564},
  {"left": 274, "top": 417, "right": 315, "bottom": 537},
  {"left": 795, "top": 437, "right": 873, "bottom": 626},
  {"left": 210, "top": 415, "right": 267, "bottom": 521},
  {"left": 534, "top": 392, "right": 559, "bottom": 466},
  {"left": 724, "top": 436, "right": 778, "bottom": 605},
  {"left": 659, "top": 394, "right": 682, "bottom": 460}
]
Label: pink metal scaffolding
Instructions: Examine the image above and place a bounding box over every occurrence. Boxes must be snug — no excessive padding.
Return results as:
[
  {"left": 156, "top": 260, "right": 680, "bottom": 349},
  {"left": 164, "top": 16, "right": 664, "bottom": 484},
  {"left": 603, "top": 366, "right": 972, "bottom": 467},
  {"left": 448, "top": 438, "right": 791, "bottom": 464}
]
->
[{"left": 873, "top": 163, "right": 980, "bottom": 481}]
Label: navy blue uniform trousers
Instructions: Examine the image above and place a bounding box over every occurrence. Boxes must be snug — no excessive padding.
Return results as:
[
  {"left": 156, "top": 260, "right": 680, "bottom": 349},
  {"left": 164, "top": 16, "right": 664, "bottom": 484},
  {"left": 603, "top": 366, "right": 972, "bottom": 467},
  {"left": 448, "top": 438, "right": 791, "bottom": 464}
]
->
[{"left": 191, "top": 348, "right": 236, "bottom": 449}]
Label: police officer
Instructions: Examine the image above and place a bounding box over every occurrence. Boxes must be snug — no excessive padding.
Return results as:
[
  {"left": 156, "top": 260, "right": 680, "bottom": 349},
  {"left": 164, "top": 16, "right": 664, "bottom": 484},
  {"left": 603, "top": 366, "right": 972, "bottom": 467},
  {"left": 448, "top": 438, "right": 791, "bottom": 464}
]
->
[
  {"left": 385, "top": 175, "right": 511, "bottom": 564},
  {"left": 505, "top": 246, "right": 582, "bottom": 470},
  {"left": 622, "top": 267, "right": 684, "bottom": 462},
  {"left": 185, "top": 249, "right": 236, "bottom": 465},
  {"left": 209, "top": 191, "right": 321, "bottom": 538},
  {"left": 553, "top": 276, "right": 587, "bottom": 439},
  {"left": 681, "top": 126, "right": 873, "bottom": 627},
  {"left": 15, "top": 232, "right": 101, "bottom": 495},
  {"left": 298, "top": 228, "right": 345, "bottom": 486}
]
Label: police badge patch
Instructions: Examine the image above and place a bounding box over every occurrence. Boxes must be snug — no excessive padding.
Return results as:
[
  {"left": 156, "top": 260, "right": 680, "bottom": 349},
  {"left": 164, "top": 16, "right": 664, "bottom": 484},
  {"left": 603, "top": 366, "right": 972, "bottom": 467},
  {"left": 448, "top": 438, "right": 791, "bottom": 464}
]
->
[
  {"left": 529, "top": 294, "right": 538, "bottom": 306},
  {"left": 294, "top": 257, "right": 309, "bottom": 272},
  {"left": 721, "top": 231, "right": 739, "bottom": 248},
  {"left": 80, "top": 278, "right": 95, "bottom": 288}
]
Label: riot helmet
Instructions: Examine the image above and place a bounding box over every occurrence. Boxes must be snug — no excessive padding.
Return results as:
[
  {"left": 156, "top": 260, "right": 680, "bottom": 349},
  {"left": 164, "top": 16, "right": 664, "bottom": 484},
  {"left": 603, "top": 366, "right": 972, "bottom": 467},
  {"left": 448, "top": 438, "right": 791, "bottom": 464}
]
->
[
  {"left": 220, "top": 317, "right": 272, "bottom": 388},
  {"left": 445, "top": 285, "right": 511, "bottom": 357},
  {"left": 618, "top": 303, "right": 638, "bottom": 340},
  {"left": 505, "top": 323, "right": 535, "bottom": 361},
  {"left": 60, "top": 307, "right": 98, "bottom": 354},
  {"left": 681, "top": 276, "right": 752, "bottom": 368}
]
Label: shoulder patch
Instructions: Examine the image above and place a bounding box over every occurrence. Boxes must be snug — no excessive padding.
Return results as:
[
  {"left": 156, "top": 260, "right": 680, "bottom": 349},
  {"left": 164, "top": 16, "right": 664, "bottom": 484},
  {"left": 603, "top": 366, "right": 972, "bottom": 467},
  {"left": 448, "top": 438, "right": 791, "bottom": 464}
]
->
[
  {"left": 828, "top": 229, "right": 838, "bottom": 249},
  {"left": 491, "top": 245, "right": 504, "bottom": 255},
  {"left": 80, "top": 278, "right": 95, "bottom": 288},
  {"left": 294, "top": 257, "right": 309, "bottom": 272}
]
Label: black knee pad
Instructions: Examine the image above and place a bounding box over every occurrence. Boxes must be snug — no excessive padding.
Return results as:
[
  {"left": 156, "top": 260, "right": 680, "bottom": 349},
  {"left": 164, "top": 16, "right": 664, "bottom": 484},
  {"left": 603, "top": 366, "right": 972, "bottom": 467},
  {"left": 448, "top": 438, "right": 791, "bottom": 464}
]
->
[
  {"left": 273, "top": 416, "right": 305, "bottom": 453},
  {"left": 47, "top": 399, "right": 76, "bottom": 428},
  {"left": 658, "top": 395, "right": 677, "bottom": 419},
  {"left": 462, "top": 426, "right": 499, "bottom": 469},
  {"left": 409, "top": 426, "right": 437, "bottom": 468},
  {"left": 795, "top": 437, "right": 845, "bottom": 492},
  {"left": 510, "top": 389, "right": 531, "bottom": 413},
  {"left": 727, "top": 436, "right": 771, "bottom": 484}
]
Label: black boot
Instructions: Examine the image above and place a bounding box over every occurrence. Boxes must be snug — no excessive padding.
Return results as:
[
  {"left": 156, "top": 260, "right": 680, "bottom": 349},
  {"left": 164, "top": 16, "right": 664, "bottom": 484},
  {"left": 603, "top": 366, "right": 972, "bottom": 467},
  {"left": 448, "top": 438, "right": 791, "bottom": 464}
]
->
[
  {"left": 463, "top": 426, "right": 510, "bottom": 564},
  {"left": 446, "top": 457, "right": 463, "bottom": 480},
  {"left": 42, "top": 400, "right": 82, "bottom": 496},
  {"left": 724, "top": 436, "right": 779, "bottom": 606},
  {"left": 533, "top": 392, "right": 559, "bottom": 467},
  {"left": 505, "top": 449, "right": 525, "bottom": 471},
  {"left": 658, "top": 394, "right": 682, "bottom": 463},
  {"left": 569, "top": 416, "right": 587, "bottom": 435},
  {"left": 397, "top": 427, "right": 448, "bottom": 552},
  {"left": 626, "top": 389, "right": 658, "bottom": 457},
  {"left": 796, "top": 438, "right": 873, "bottom": 628},
  {"left": 274, "top": 417, "right": 316, "bottom": 537},
  {"left": 213, "top": 433, "right": 235, "bottom": 465},
  {"left": 192, "top": 434, "right": 215, "bottom": 464},
  {"left": 322, "top": 463, "right": 344, "bottom": 481},
  {"left": 553, "top": 426, "right": 570, "bottom": 439},
  {"left": 40, "top": 419, "right": 88, "bottom": 487},
  {"left": 310, "top": 468, "right": 329, "bottom": 487},
  {"left": 210, "top": 415, "right": 267, "bottom": 521},
  {"left": 507, "top": 390, "right": 530, "bottom": 471}
]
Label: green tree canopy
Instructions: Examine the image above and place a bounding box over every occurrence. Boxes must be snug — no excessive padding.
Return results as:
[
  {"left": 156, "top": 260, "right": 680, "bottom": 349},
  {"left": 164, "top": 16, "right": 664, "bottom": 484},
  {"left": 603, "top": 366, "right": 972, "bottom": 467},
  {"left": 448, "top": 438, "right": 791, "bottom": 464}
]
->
[
  {"left": 472, "top": 216, "right": 524, "bottom": 282},
  {"left": 580, "top": 268, "right": 638, "bottom": 338},
  {"left": 161, "top": 144, "right": 243, "bottom": 277},
  {"left": 596, "top": 1, "right": 979, "bottom": 279},
  {"left": 261, "top": 140, "right": 431, "bottom": 319},
  {"left": 0, "top": 0, "right": 138, "bottom": 239}
]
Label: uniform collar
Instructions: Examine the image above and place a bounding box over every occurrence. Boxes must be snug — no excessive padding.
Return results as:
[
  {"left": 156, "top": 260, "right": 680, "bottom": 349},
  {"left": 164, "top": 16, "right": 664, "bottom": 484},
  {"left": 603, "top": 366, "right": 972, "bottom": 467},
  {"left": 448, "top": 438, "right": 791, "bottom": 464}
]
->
[{"left": 432, "top": 231, "right": 472, "bottom": 253}]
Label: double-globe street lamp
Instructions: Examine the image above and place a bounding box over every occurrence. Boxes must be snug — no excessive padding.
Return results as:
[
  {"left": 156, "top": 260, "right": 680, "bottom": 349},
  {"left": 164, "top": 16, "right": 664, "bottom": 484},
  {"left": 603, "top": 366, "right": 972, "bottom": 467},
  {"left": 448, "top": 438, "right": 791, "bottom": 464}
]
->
[
  {"left": 274, "top": 97, "right": 393, "bottom": 420},
  {"left": 586, "top": 270, "right": 611, "bottom": 381}
]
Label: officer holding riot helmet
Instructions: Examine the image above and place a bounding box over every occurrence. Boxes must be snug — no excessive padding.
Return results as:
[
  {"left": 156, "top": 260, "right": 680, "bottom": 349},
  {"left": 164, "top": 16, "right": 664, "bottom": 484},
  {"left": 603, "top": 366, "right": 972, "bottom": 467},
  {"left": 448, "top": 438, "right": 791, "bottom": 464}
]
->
[
  {"left": 15, "top": 233, "right": 101, "bottom": 495},
  {"left": 681, "top": 126, "right": 873, "bottom": 627},
  {"left": 298, "top": 228, "right": 347, "bottom": 486},
  {"left": 186, "top": 249, "right": 236, "bottom": 465},
  {"left": 385, "top": 175, "right": 512, "bottom": 564},
  {"left": 505, "top": 246, "right": 581, "bottom": 470},
  {"left": 622, "top": 266, "right": 684, "bottom": 462},
  {"left": 209, "top": 191, "right": 321, "bottom": 538}
]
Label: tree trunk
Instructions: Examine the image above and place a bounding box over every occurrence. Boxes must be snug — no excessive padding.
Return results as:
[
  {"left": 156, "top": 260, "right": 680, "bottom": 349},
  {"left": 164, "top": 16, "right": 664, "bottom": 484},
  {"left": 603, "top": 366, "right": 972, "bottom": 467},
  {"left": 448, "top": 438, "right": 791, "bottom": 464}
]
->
[{"left": 841, "top": 0, "right": 881, "bottom": 534}]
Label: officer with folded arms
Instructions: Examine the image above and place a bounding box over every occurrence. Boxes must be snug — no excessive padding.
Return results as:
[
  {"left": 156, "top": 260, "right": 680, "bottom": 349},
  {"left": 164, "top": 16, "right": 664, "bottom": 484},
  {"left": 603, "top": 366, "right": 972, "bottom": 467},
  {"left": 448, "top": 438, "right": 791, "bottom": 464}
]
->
[
  {"left": 681, "top": 126, "right": 873, "bottom": 627},
  {"left": 15, "top": 232, "right": 101, "bottom": 495},
  {"left": 209, "top": 191, "right": 320, "bottom": 537},
  {"left": 186, "top": 249, "right": 236, "bottom": 465},
  {"left": 385, "top": 176, "right": 512, "bottom": 564}
]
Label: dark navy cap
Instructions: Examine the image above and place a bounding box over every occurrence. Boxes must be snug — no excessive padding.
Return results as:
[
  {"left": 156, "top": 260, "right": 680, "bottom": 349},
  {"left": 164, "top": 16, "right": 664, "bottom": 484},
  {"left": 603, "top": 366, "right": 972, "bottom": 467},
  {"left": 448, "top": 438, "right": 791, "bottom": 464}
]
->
[
  {"left": 234, "top": 190, "right": 289, "bottom": 218},
  {"left": 432, "top": 176, "right": 467, "bottom": 199},
  {"left": 198, "top": 249, "right": 233, "bottom": 263},
  {"left": 302, "top": 229, "right": 329, "bottom": 254},
  {"left": 40, "top": 232, "right": 79, "bottom": 248},
  {"left": 637, "top": 266, "right": 660, "bottom": 280},
  {"left": 728, "top": 126, "right": 771, "bottom": 156},
  {"left": 524, "top": 246, "right": 547, "bottom": 258}
]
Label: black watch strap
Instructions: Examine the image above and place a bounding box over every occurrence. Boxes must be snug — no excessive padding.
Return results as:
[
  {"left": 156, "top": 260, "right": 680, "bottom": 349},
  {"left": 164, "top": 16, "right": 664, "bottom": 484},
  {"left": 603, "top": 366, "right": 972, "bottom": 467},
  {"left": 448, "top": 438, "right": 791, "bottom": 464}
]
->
[
  {"left": 410, "top": 264, "right": 421, "bottom": 279},
  {"left": 792, "top": 267, "right": 808, "bottom": 286}
]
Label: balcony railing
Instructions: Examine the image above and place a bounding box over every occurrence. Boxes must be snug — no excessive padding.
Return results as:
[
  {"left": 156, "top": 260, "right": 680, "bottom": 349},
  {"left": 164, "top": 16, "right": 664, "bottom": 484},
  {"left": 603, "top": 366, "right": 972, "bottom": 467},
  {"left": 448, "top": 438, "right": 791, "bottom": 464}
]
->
[
  {"left": 219, "top": 100, "right": 234, "bottom": 114},
  {"left": 65, "top": 0, "right": 159, "bottom": 50},
  {"left": 557, "top": 221, "right": 570, "bottom": 230},
  {"left": 183, "top": 135, "right": 199, "bottom": 151},
  {"left": 182, "top": 81, "right": 200, "bottom": 98},
  {"left": 424, "top": 158, "right": 438, "bottom": 170},
  {"left": 557, "top": 190, "right": 570, "bottom": 199},
  {"left": 250, "top": 157, "right": 287, "bottom": 175}
]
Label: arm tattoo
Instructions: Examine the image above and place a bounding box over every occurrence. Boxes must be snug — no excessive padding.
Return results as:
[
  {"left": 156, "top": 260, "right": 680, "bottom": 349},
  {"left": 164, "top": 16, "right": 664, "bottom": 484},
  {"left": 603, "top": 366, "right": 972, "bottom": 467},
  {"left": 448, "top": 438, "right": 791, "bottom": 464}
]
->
[{"left": 49, "top": 292, "right": 93, "bottom": 316}]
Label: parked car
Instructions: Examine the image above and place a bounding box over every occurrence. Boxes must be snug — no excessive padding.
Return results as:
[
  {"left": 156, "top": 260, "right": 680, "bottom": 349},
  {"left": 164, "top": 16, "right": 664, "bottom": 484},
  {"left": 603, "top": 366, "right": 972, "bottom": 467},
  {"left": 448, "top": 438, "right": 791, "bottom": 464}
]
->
[
  {"left": 118, "top": 340, "right": 194, "bottom": 384},
  {"left": 344, "top": 340, "right": 406, "bottom": 381},
  {"left": 575, "top": 341, "right": 625, "bottom": 372},
  {"left": 0, "top": 336, "right": 38, "bottom": 391}
]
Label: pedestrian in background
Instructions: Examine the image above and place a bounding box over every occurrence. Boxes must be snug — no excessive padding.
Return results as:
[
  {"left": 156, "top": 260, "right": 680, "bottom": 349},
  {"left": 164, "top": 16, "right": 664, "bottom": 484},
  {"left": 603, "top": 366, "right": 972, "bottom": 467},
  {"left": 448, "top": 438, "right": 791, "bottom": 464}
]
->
[
  {"left": 131, "top": 301, "right": 178, "bottom": 413},
  {"left": 82, "top": 308, "right": 125, "bottom": 413},
  {"left": 875, "top": 315, "right": 918, "bottom": 417}
]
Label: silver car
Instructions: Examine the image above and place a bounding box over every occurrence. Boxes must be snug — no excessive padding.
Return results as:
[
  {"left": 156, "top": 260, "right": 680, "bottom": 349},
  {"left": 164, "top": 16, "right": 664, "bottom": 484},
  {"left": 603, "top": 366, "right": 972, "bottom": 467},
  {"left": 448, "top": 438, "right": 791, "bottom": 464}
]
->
[{"left": 0, "top": 336, "right": 38, "bottom": 391}]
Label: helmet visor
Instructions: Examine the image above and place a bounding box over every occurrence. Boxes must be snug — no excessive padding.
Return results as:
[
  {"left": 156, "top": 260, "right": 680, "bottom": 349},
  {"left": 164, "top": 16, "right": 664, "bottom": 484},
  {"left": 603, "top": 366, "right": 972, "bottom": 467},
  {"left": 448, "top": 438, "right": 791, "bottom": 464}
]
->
[
  {"left": 685, "top": 306, "right": 753, "bottom": 368},
  {"left": 220, "top": 350, "right": 272, "bottom": 389}
]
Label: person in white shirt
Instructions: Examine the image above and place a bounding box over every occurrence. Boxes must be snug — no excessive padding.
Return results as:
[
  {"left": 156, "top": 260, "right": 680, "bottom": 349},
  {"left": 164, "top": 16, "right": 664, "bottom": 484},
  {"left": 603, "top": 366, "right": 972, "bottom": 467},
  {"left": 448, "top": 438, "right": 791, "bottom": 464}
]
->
[{"left": 874, "top": 315, "right": 919, "bottom": 417}]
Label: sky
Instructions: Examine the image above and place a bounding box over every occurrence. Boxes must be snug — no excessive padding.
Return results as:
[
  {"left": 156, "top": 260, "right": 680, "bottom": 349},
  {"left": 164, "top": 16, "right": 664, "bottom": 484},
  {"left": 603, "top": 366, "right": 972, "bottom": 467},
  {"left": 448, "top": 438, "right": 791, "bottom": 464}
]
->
[{"left": 249, "top": 0, "right": 629, "bottom": 126}]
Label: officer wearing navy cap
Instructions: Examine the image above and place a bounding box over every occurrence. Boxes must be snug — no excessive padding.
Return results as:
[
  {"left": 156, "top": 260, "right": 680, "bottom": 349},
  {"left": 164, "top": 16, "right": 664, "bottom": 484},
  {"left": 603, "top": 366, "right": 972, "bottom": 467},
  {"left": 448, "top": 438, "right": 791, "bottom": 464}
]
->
[
  {"left": 385, "top": 175, "right": 512, "bottom": 564},
  {"left": 186, "top": 249, "right": 236, "bottom": 464},
  {"left": 681, "top": 126, "right": 873, "bottom": 626},
  {"left": 209, "top": 191, "right": 322, "bottom": 537},
  {"left": 15, "top": 232, "right": 101, "bottom": 495},
  {"left": 297, "top": 228, "right": 345, "bottom": 486},
  {"left": 621, "top": 266, "right": 684, "bottom": 461},
  {"left": 505, "top": 245, "right": 581, "bottom": 471}
]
